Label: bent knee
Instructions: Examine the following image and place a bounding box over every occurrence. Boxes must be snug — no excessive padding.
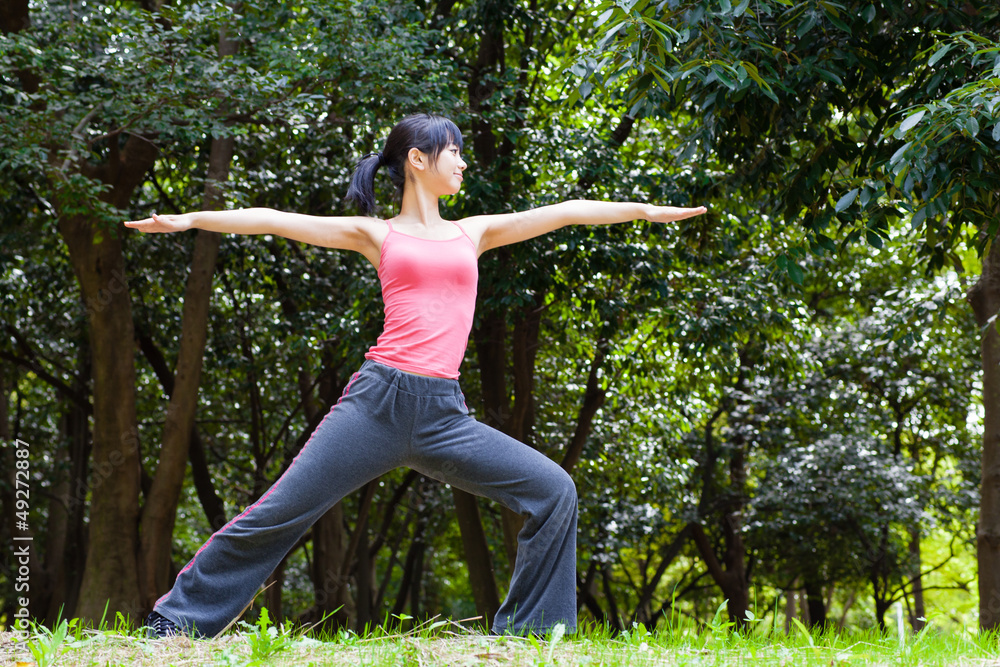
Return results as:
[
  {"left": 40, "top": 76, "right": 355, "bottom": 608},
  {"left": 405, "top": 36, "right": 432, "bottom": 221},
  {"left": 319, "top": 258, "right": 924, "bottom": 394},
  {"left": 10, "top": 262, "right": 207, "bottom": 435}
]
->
[{"left": 549, "top": 467, "right": 577, "bottom": 507}]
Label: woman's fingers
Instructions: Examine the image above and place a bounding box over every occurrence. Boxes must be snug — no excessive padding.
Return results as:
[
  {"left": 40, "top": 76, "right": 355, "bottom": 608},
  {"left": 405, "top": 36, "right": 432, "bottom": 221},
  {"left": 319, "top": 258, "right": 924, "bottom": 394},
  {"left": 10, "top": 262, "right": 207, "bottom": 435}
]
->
[
  {"left": 651, "top": 205, "right": 708, "bottom": 222},
  {"left": 123, "top": 213, "right": 186, "bottom": 233},
  {"left": 672, "top": 206, "right": 707, "bottom": 218}
]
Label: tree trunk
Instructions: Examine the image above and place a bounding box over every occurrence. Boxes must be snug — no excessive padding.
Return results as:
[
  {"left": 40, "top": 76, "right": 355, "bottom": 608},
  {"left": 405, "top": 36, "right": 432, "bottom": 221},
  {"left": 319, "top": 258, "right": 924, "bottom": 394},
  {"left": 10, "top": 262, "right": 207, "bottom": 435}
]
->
[
  {"left": 803, "top": 578, "right": 827, "bottom": 629},
  {"left": 724, "top": 521, "right": 749, "bottom": 628},
  {"left": 474, "top": 312, "right": 510, "bottom": 431},
  {"left": 264, "top": 558, "right": 286, "bottom": 623},
  {"left": 687, "top": 354, "right": 754, "bottom": 627},
  {"left": 509, "top": 299, "right": 542, "bottom": 445},
  {"left": 872, "top": 580, "right": 890, "bottom": 632},
  {"left": 560, "top": 344, "right": 608, "bottom": 474},
  {"left": 690, "top": 521, "right": 749, "bottom": 628},
  {"left": 601, "top": 564, "right": 623, "bottom": 631},
  {"left": 689, "top": 423, "right": 751, "bottom": 626},
  {"left": 836, "top": 591, "right": 856, "bottom": 630},
  {"left": 39, "top": 463, "right": 65, "bottom": 622},
  {"left": 311, "top": 502, "right": 352, "bottom": 630},
  {"left": 462, "top": 0, "right": 517, "bottom": 597},
  {"left": 410, "top": 536, "right": 426, "bottom": 621},
  {"left": 634, "top": 524, "right": 693, "bottom": 623},
  {"left": 59, "top": 127, "right": 156, "bottom": 619},
  {"left": 578, "top": 562, "right": 610, "bottom": 628},
  {"left": 969, "top": 234, "right": 1000, "bottom": 631},
  {"left": 42, "top": 433, "right": 69, "bottom": 621},
  {"left": 908, "top": 527, "right": 926, "bottom": 631},
  {"left": 42, "top": 393, "right": 89, "bottom": 623},
  {"left": 452, "top": 488, "right": 500, "bottom": 629},
  {"left": 10, "top": 0, "right": 150, "bottom": 624},
  {"left": 49, "top": 352, "right": 91, "bottom": 621},
  {"left": 391, "top": 509, "right": 429, "bottom": 620},
  {"left": 60, "top": 207, "right": 144, "bottom": 621},
  {"left": 354, "top": 507, "right": 373, "bottom": 632},
  {"left": 784, "top": 585, "right": 796, "bottom": 633}
]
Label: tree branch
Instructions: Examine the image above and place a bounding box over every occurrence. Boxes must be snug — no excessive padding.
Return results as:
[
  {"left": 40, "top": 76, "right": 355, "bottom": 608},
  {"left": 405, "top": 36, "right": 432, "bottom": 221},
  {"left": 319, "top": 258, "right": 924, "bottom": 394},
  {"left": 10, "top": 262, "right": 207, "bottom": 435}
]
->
[{"left": 0, "top": 348, "right": 89, "bottom": 414}]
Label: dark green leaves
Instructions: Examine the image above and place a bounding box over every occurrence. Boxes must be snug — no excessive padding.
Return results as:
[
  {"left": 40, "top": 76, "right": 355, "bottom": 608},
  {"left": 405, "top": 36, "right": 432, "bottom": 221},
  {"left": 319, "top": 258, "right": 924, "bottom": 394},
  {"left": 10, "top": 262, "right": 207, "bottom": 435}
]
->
[{"left": 928, "top": 44, "right": 954, "bottom": 67}]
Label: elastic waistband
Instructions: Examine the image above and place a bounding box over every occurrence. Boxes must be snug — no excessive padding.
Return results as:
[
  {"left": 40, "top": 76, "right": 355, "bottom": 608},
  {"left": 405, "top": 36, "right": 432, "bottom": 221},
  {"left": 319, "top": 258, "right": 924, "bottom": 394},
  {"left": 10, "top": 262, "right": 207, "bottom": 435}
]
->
[{"left": 359, "top": 360, "right": 462, "bottom": 396}]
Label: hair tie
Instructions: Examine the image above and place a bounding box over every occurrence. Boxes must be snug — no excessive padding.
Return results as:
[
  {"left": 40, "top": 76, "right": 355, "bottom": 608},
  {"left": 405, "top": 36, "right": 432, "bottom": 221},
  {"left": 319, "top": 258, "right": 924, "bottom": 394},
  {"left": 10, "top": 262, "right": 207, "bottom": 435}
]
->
[{"left": 361, "top": 151, "right": 385, "bottom": 167}]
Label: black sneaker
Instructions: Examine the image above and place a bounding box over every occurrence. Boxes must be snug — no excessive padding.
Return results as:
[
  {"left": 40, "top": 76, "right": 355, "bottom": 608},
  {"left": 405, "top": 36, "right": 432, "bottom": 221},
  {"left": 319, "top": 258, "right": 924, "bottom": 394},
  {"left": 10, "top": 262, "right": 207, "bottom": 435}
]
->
[{"left": 145, "top": 611, "right": 183, "bottom": 638}]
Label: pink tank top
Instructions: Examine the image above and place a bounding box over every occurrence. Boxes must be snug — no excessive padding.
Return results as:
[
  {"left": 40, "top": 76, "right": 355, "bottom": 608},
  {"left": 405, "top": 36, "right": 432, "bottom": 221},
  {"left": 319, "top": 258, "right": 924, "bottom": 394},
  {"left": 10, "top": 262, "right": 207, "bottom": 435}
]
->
[{"left": 364, "top": 221, "right": 478, "bottom": 379}]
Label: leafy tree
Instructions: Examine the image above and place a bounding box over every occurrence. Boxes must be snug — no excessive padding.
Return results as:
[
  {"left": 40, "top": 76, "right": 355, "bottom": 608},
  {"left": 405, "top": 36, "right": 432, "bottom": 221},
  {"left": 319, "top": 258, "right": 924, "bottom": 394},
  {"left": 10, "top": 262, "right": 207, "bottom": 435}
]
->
[
  {"left": 748, "top": 267, "right": 978, "bottom": 629},
  {"left": 582, "top": 0, "right": 997, "bottom": 628}
]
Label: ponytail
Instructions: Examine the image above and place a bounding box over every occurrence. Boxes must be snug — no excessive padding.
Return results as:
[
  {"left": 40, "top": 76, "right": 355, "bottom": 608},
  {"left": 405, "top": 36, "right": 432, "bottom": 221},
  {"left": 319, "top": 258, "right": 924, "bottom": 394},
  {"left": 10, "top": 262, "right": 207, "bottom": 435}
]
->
[
  {"left": 345, "top": 152, "right": 384, "bottom": 217},
  {"left": 345, "top": 114, "right": 464, "bottom": 218}
]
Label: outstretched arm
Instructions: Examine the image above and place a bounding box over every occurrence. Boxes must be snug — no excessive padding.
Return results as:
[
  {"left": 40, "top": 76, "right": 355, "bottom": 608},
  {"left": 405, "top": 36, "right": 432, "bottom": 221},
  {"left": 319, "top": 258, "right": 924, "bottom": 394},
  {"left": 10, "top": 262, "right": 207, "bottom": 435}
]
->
[
  {"left": 124, "top": 208, "right": 381, "bottom": 264},
  {"left": 463, "top": 200, "right": 708, "bottom": 254}
]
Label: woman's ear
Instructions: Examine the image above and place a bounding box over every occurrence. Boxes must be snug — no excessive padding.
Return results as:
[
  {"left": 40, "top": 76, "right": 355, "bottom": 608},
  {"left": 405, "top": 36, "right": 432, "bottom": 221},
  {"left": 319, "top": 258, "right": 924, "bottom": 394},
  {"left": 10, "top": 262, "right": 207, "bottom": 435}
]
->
[{"left": 406, "top": 147, "right": 426, "bottom": 172}]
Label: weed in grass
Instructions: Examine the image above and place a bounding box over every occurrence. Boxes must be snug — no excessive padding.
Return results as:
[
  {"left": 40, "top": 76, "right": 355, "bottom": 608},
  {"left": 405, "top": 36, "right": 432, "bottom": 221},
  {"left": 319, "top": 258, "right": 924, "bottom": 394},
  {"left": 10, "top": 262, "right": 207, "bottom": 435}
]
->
[
  {"left": 238, "top": 607, "right": 293, "bottom": 662},
  {"left": 26, "top": 617, "right": 71, "bottom": 667},
  {"left": 523, "top": 621, "right": 567, "bottom": 666},
  {"left": 616, "top": 620, "right": 654, "bottom": 661},
  {"left": 526, "top": 632, "right": 544, "bottom": 664}
]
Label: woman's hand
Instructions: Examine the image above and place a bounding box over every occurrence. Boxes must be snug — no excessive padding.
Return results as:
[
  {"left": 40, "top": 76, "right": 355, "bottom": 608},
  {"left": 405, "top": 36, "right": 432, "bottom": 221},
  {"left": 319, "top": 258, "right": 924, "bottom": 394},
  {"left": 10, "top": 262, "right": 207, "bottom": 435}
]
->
[
  {"left": 123, "top": 212, "right": 194, "bottom": 233},
  {"left": 644, "top": 205, "right": 708, "bottom": 223},
  {"left": 466, "top": 200, "right": 710, "bottom": 254}
]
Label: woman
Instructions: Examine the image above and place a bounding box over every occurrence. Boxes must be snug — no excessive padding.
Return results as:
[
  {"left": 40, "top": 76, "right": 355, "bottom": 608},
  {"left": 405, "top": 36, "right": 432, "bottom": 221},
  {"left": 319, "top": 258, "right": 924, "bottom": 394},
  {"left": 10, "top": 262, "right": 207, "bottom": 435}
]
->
[{"left": 126, "top": 113, "right": 707, "bottom": 638}]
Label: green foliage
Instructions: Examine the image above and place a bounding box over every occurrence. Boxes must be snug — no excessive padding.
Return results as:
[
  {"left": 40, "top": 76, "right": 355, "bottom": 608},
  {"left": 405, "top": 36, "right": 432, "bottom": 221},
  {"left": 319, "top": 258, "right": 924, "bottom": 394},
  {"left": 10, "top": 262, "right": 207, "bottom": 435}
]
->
[
  {"left": 26, "top": 617, "right": 71, "bottom": 667},
  {"left": 885, "top": 32, "right": 1000, "bottom": 253},
  {"left": 750, "top": 434, "right": 922, "bottom": 579},
  {"left": 580, "top": 0, "right": 999, "bottom": 267},
  {"left": 239, "top": 607, "right": 294, "bottom": 661}
]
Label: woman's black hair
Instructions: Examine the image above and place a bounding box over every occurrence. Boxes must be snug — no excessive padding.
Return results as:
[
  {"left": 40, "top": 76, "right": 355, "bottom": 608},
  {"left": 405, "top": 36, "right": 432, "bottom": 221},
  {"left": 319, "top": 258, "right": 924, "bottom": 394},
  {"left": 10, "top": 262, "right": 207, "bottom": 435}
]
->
[{"left": 345, "top": 113, "right": 464, "bottom": 217}]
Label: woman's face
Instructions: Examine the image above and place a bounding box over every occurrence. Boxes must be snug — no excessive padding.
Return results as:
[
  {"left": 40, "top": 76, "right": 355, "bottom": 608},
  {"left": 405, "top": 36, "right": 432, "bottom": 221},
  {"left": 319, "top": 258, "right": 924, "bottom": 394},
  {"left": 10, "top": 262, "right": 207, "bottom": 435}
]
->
[{"left": 432, "top": 143, "right": 467, "bottom": 195}]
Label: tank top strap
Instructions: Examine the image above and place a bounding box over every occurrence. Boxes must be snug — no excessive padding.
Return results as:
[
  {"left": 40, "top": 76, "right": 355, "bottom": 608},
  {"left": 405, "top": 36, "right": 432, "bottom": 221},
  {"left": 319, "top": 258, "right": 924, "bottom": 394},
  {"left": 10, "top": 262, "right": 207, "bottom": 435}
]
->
[{"left": 451, "top": 221, "right": 475, "bottom": 247}]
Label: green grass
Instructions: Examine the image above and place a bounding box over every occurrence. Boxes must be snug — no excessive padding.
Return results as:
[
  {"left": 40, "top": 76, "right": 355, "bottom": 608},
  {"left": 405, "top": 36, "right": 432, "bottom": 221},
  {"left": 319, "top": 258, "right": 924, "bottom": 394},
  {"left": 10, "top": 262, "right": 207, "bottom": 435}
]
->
[{"left": 3, "top": 612, "right": 999, "bottom": 666}]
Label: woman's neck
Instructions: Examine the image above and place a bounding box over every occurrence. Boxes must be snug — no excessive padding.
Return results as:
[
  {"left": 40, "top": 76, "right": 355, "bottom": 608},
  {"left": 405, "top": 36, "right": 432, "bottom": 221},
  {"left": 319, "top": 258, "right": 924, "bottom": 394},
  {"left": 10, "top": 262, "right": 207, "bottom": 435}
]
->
[{"left": 395, "top": 183, "right": 445, "bottom": 227}]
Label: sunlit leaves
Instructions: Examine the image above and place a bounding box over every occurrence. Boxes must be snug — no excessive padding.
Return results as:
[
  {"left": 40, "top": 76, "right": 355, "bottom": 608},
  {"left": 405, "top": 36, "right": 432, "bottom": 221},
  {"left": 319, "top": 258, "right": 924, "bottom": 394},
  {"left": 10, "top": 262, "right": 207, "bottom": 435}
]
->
[
  {"left": 898, "top": 110, "right": 926, "bottom": 135},
  {"left": 867, "top": 30, "right": 1000, "bottom": 259},
  {"left": 835, "top": 189, "right": 859, "bottom": 214}
]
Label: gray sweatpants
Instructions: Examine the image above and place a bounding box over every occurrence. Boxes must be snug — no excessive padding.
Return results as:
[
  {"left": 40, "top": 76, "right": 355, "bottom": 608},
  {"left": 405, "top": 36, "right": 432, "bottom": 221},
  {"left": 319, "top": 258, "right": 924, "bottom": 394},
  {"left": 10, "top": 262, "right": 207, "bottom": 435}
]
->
[{"left": 154, "top": 360, "right": 578, "bottom": 637}]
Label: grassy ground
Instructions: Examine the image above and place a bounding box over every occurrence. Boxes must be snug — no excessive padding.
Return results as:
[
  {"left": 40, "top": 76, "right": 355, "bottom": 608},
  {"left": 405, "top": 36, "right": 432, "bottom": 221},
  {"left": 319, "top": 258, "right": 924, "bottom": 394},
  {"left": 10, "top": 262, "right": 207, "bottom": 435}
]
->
[{"left": 2, "top": 615, "right": 999, "bottom": 666}]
